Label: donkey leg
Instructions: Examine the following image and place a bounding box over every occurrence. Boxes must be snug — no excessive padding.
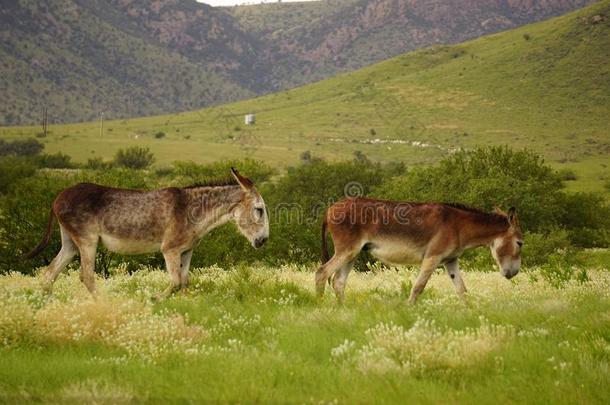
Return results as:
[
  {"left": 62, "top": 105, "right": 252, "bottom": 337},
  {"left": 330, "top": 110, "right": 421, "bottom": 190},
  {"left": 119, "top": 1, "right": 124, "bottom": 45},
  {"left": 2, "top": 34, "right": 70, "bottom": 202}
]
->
[
  {"left": 409, "top": 256, "right": 441, "bottom": 304},
  {"left": 77, "top": 239, "right": 98, "bottom": 296},
  {"left": 332, "top": 260, "right": 354, "bottom": 304},
  {"left": 445, "top": 258, "right": 467, "bottom": 297},
  {"left": 42, "top": 225, "right": 77, "bottom": 293},
  {"left": 154, "top": 249, "right": 182, "bottom": 301},
  {"left": 180, "top": 249, "right": 194, "bottom": 291},
  {"left": 315, "top": 254, "right": 351, "bottom": 297}
]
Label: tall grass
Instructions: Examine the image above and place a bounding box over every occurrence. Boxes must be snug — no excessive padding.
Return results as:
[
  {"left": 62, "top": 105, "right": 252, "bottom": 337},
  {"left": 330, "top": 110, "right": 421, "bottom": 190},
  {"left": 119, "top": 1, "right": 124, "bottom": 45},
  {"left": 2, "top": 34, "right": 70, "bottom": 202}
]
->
[{"left": 1, "top": 263, "right": 609, "bottom": 403}]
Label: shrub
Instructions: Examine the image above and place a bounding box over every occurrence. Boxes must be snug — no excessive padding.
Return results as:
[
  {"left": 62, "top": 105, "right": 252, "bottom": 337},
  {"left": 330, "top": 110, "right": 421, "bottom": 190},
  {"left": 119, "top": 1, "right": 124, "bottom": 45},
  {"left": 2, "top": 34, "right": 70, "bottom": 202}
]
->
[
  {"left": 567, "top": 228, "right": 609, "bottom": 249},
  {"left": 353, "top": 150, "right": 369, "bottom": 163},
  {"left": 520, "top": 230, "right": 571, "bottom": 267},
  {"left": 171, "top": 159, "right": 274, "bottom": 186},
  {"left": 86, "top": 157, "right": 115, "bottom": 170},
  {"left": 36, "top": 153, "right": 75, "bottom": 169},
  {"left": 154, "top": 166, "right": 173, "bottom": 177},
  {"left": 114, "top": 147, "right": 155, "bottom": 169},
  {"left": 0, "top": 157, "right": 37, "bottom": 194},
  {"left": 535, "top": 249, "right": 588, "bottom": 288},
  {"left": 557, "top": 168, "right": 577, "bottom": 181},
  {"left": 0, "top": 139, "right": 44, "bottom": 157},
  {"left": 373, "top": 147, "right": 565, "bottom": 232},
  {"left": 560, "top": 192, "right": 610, "bottom": 247},
  {"left": 560, "top": 192, "right": 610, "bottom": 230},
  {"left": 154, "top": 131, "right": 166, "bottom": 139}
]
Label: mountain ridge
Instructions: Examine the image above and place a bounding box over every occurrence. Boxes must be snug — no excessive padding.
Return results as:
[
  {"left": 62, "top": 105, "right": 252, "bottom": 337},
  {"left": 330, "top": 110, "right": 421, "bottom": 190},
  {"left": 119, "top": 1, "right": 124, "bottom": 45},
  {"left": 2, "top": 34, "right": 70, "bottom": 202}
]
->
[{"left": 0, "top": 0, "right": 596, "bottom": 125}]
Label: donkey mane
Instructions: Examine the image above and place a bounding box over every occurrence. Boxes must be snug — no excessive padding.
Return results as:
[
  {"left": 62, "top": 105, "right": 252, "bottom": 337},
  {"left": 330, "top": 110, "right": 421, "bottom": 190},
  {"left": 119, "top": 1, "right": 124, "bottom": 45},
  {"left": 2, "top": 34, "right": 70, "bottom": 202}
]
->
[
  {"left": 443, "top": 203, "right": 508, "bottom": 227},
  {"left": 183, "top": 179, "right": 237, "bottom": 189}
]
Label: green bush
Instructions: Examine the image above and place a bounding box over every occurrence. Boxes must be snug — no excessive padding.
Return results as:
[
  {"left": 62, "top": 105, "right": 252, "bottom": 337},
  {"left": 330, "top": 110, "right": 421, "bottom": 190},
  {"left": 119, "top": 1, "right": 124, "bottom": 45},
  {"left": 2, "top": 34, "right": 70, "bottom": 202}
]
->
[
  {"left": 534, "top": 249, "right": 589, "bottom": 289},
  {"left": 86, "top": 157, "right": 115, "bottom": 170},
  {"left": 374, "top": 147, "right": 564, "bottom": 231},
  {"left": 557, "top": 168, "right": 577, "bottom": 181},
  {"left": 36, "top": 153, "right": 75, "bottom": 169},
  {"left": 0, "top": 138, "right": 44, "bottom": 157},
  {"left": 560, "top": 192, "right": 610, "bottom": 248},
  {"left": 0, "top": 157, "right": 37, "bottom": 194},
  {"left": 560, "top": 192, "right": 610, "bottom": 231},
  {"left": 171, "top": 158, "right": 275, "bottom": 186},
  {"left": 520, "top": 230, "right": 572, "bottom": 267},
  {"left": 567, "top": 228, "right": 609, "bottom": 249},
  {"left": 114, "top": 147, "right": 155, "bottom": 169}
]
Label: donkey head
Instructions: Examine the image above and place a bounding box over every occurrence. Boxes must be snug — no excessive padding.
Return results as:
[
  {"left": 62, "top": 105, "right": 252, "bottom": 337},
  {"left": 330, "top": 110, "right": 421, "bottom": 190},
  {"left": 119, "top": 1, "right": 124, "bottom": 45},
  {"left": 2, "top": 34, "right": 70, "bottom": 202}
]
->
[
  {"left": 490, "top": 207, "right": 523, "bottom": 279},
  {"left": 230, "top": 168, "right": 269, "bottom": 249}
]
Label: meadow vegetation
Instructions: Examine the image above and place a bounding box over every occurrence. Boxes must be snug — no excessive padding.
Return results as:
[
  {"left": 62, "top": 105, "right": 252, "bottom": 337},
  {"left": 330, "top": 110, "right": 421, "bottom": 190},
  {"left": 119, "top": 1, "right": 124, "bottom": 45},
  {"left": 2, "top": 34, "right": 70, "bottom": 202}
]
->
[{"left": 1, "top": 264, "right": 609, "bottom": 403}]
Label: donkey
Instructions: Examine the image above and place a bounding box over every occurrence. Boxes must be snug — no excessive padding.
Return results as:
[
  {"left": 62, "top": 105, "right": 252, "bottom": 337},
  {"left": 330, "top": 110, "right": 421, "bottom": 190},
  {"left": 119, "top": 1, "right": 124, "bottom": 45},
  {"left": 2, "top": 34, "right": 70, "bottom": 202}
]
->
[
  {"left": 316, "top": 197, "right": 523, "bottom": 303},
  {"left": 25, "top": 168, "right": 269, "bottom": 300}
]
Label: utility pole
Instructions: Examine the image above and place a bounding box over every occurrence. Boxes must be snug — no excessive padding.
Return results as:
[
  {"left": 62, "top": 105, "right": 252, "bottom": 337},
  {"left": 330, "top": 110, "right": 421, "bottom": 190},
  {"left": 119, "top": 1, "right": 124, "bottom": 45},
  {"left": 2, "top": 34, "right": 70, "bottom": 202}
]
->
[{"left": 42, "top": 107, "right": 48, "bottom": 137}]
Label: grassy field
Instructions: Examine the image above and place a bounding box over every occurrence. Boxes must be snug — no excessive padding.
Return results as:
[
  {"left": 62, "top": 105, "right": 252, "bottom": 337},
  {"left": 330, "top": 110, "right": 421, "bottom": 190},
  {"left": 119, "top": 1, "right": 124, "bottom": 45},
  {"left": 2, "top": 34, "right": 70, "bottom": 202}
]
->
[
  {"left": 1, "top": 1, "right": 608, "bottom": 195},
  {"left": 1, "top": 261, "right": 609, "bottom": 403}
]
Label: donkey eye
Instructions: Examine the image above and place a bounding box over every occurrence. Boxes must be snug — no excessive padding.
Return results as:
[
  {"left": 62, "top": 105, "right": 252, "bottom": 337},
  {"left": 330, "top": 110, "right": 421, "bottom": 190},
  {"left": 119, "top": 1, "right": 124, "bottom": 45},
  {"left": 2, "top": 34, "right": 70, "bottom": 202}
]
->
[
  {"left": 255, "top": 208, "right": 264, "bottom": 219},
  {"left": 517, "top": 241, "right": 523, "bottom": 248}
]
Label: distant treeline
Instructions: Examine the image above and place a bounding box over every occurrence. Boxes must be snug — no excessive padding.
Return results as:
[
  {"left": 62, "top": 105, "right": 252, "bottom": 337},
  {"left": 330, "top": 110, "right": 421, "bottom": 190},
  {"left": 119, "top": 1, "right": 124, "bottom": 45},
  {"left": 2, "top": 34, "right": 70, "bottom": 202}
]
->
[{"left": 0, "top": 141, "right": 608, "bottom": 275}]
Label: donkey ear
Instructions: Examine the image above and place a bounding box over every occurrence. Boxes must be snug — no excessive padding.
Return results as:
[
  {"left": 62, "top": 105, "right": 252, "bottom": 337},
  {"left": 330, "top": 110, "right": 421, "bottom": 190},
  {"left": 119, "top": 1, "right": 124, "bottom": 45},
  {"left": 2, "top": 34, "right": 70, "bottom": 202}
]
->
[
  {"left": 231, "top": 167, "right": 254, "bottom": 191},
  {"left": 493, "top": 206, "right": 507, "bottom": 216},
  {"left": 507, "top": 207, "right": 516, "bottom": 224}
]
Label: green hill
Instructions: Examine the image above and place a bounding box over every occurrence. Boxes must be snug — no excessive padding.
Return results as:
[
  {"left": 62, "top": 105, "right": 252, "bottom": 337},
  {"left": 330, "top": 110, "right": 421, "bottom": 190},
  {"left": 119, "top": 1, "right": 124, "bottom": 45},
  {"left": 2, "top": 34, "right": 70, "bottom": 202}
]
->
[
  {"left": 0, "top": 0, "right": 593, "bottom": 125},
  {"left": 2, "top": 0, "right": 609, "bottom": 193},
  {"left": 0, "top": 0, "right": 256, "bottom": 125}
]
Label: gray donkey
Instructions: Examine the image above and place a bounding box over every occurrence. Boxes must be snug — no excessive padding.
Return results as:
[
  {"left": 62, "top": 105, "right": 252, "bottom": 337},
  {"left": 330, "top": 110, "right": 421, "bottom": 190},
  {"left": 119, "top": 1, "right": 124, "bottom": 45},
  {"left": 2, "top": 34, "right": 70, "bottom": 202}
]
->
[{"left": 26, "top": 168, "right": 269, "bottom": 300}]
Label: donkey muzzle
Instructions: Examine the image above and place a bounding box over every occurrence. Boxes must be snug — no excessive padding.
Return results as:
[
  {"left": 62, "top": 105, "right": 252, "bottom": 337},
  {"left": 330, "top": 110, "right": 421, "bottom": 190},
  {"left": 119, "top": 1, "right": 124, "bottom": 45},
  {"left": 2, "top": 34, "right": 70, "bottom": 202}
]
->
[
  {"left": 253, "top": 236, "right": 268, "bottom": 248},
  {"left": 503, "top": 268, "right": 519, "bottom": 279}
]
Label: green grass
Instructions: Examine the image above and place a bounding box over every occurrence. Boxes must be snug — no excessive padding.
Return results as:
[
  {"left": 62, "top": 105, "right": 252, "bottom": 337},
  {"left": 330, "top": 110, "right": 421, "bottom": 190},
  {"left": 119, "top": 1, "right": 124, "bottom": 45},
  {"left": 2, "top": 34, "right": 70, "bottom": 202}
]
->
[
  {"left": 1, "top": 261, "right": 610, "bottom": 403},
  {"left": 1, "top": 1, "right": 608, "bottom": 194}
]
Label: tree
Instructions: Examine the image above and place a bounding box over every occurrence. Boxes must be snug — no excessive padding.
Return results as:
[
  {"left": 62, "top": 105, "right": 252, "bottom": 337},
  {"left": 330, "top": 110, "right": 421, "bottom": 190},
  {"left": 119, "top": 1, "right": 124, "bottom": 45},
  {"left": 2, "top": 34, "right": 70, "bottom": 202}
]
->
[{"left": 114, "top": 147, "right": 155, "bottom": 169}]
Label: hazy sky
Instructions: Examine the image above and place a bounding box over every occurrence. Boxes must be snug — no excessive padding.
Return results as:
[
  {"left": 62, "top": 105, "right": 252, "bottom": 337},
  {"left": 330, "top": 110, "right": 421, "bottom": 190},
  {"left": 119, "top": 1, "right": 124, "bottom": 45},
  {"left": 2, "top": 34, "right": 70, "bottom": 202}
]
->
[{"left": 199, "top": 0, "right": 320, "bottom": 6}]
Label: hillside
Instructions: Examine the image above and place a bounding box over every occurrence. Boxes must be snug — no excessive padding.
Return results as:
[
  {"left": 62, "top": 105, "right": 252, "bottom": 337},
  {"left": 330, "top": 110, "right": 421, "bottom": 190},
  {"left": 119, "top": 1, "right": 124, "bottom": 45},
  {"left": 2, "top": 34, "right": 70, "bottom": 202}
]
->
[
  {"left": 1, "top": 0, "right": 609, "bottom": 193},
  {"left": 0, "top": 0, "right": 594, "bottom": 125},
  {"left": 226, "top": 0, "right": 595, "bottom": 89},
  {"left": 0, "top": 0, "right": 254, "bottom": 126}
]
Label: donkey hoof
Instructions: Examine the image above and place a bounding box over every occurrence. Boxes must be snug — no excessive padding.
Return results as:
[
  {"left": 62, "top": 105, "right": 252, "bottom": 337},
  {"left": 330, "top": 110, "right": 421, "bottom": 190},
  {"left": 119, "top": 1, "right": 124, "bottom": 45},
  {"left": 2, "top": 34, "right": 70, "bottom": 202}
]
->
[
  {"left": 151, "top": 294, "right": 165, "bottom": 303},
  {"left": 41, "top": 283, "right": 53, "bottom": 295}
]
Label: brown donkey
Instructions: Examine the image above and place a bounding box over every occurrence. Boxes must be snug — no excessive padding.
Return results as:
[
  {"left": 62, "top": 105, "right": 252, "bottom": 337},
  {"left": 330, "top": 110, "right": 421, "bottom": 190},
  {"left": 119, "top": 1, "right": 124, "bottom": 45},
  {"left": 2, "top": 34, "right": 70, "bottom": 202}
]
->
[
  {"left": 316, "top": 197, "right": 523, "bottom": 303},
  {"left": 26, "top": 168, "right": 269, "bottom": 300}
]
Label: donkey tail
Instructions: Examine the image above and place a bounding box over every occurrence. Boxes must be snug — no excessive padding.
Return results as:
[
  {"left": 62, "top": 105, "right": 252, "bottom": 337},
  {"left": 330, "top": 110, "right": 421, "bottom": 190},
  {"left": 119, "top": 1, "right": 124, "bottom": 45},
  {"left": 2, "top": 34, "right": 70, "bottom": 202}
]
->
[
  {"left": 24, "top": 208, "right": 56, "bottom": 259},
  {"left": 321, "top": 216, "right": 330, "bottom": 264}
]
